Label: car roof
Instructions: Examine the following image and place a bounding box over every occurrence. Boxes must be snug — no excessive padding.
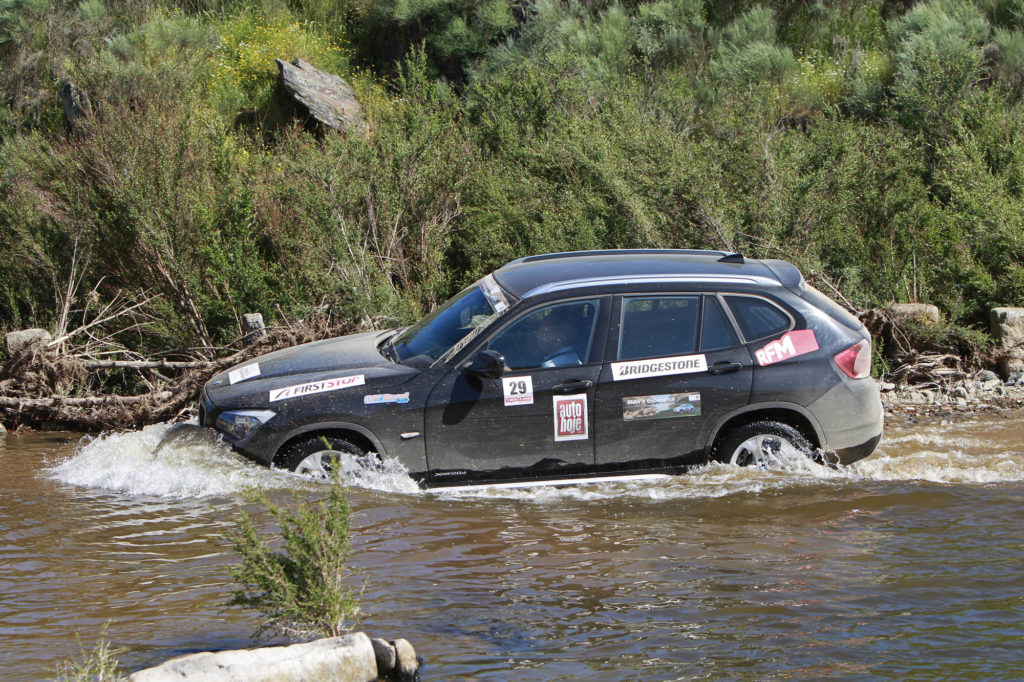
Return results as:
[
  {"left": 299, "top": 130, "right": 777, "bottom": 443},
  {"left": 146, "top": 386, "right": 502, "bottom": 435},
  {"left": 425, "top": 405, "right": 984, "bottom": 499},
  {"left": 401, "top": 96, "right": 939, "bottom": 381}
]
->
[{"left": 492, "top": 249, "right": 800, "bottom": 298}]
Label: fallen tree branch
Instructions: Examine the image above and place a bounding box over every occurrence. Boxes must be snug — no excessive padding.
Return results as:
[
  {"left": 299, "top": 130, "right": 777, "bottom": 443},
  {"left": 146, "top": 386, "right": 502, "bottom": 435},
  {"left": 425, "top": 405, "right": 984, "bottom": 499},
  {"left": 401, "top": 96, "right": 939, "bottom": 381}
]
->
[
  {"left": 0, "top": 392, "right": 173, "bottom": 408},
  {"left": 79, "top": 360, "right": 211, "bottom": 370}
]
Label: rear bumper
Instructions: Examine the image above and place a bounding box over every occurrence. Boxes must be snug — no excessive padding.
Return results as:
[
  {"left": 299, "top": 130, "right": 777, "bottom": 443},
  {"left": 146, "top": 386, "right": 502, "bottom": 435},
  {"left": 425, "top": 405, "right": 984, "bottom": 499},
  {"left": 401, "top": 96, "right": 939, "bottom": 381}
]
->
[
  {"left": 833, "top": 431, "right": 882, "bottom": 466},
  {"left": 805, "top": 376, "right": 884, "bottom": 462}
]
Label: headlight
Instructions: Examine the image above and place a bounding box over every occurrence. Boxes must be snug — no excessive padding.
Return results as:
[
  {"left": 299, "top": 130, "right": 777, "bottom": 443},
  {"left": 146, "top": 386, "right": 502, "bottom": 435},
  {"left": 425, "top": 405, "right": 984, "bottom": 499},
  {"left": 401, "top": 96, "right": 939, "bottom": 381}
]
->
[{"left": 215, "top": 410, "right": 276, "bottom": 439}]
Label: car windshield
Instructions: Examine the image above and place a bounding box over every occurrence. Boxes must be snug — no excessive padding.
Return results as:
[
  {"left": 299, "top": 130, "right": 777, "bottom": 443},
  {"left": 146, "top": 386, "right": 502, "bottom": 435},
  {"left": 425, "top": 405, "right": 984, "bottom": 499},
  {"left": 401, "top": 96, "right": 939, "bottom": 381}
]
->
[{"left": 391, "top": 275, "right": 513, "bottom": 366}]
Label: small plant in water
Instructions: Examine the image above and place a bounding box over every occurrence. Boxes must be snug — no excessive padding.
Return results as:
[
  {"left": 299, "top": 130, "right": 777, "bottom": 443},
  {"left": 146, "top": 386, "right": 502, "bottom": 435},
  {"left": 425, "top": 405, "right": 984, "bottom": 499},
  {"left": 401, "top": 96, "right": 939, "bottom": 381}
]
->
[
  {"left": 228, "top": 469, "right": 362, "bottom": 641},
  {"left": 53, "top": 622, "right": 125, "bottom": 682}
]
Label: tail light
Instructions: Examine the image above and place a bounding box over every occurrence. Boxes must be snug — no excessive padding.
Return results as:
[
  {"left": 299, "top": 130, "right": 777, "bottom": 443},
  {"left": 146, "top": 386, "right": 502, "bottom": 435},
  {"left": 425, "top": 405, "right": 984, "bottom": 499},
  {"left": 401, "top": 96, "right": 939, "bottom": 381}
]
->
[{"left": 834, "top": 339, "right": 871, "bottom": 379}]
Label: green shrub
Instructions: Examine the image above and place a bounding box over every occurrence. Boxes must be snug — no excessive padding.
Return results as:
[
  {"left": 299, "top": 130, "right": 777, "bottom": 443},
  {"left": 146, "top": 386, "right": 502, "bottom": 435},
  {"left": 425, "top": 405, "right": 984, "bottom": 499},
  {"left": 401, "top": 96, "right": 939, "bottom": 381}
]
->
[
  {"left": 52, "top": 623, "right": 125, "bottom": 682},
  {"left": 887, "top": 0, "right": 990, "bottom": 136},
  {"left": 711, "top": 7, "right": 796, "bottom": 89},
  {"left": 229, "top": 475, "right": 361, "bottom": 641}
]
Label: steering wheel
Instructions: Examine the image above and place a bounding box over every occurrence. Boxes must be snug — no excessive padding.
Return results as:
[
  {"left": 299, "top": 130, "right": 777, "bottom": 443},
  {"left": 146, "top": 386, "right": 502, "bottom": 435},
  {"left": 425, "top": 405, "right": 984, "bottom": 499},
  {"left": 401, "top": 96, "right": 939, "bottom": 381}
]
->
[{"left": 541, "top": 346, "right": 582, "bottom": 368}]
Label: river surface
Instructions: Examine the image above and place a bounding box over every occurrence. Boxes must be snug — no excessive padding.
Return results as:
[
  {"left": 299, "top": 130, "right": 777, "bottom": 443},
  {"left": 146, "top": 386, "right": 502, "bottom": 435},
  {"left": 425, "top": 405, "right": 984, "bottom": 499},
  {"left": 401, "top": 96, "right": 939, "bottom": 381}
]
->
[{"left": 2, "top": 412, "right": 1023, "bottom": 680}]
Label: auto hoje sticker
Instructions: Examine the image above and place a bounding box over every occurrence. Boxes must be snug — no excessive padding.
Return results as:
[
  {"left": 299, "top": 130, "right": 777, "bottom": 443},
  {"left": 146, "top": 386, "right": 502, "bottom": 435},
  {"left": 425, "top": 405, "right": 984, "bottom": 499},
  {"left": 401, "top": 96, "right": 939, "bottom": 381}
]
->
[
  {"left": 269, "top": 374, "right": 365, "bottom": 402},
  {"left": 755, "top": 329, "right": 819, "bottom": 366},
  {"left": 622, "top": 392, "right": 701, "bottom": 421},
  {"left": 553, "top": 394, "right": 588, "bottom": 441},
  {"left": 610, "top": 354, "right": 707, "bottom": 381},
  {"left": 502, "top": 376, "right": 534, "bottom": 406}
]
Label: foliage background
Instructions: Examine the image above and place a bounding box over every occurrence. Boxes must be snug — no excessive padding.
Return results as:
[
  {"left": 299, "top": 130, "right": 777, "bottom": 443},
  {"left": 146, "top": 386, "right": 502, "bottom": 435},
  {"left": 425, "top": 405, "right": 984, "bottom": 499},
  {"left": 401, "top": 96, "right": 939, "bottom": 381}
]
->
[{"left": 3, "top": 0, "right": 1024, "bottom": 354}]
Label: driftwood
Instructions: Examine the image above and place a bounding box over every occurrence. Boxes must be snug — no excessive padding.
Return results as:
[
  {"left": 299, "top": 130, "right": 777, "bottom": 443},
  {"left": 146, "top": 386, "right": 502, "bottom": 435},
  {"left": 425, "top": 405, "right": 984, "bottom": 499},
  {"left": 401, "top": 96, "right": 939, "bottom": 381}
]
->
[
  {"left": 0, "top": 393, "right": 173, "bottom": 408},
  {"left": 0, "top": 314, "right": 367, "bottom": 432},
  {"left": 80, "top": 360, "right": 211, "bottom": 370}
]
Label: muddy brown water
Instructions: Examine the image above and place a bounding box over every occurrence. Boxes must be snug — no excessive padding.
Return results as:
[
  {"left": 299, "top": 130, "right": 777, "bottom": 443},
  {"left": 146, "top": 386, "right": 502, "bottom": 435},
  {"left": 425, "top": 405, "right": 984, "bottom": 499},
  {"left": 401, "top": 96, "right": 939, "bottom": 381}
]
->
[{"left": 2, "top": 413, "right": 1024, "bottom": 680}]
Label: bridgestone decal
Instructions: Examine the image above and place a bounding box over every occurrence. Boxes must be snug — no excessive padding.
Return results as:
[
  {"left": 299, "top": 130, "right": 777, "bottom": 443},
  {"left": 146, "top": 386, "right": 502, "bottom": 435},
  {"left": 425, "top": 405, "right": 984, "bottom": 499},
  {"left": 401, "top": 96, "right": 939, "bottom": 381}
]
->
[
  {"left": 610, "top": 354, "right": 707, "bottom": 381},
  {"left": 269, "top": 374, "right": 365, "bottom": 402}
]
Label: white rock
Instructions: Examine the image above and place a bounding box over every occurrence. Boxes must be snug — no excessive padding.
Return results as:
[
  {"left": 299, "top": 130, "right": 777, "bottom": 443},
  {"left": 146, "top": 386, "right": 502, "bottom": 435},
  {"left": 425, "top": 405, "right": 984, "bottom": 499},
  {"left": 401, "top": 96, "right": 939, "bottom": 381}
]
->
[
  {"left": 128, "top": 633, "right": 378, "bottom": 682},
  {"left": 5, "top": 328, "right": 52, "bottom": 355},
  {"left": 888, "top": 303, "right": 940, "bottom": 325},
  {"left": 990, "top": 307, "right": 1024, "bottom": 378}
]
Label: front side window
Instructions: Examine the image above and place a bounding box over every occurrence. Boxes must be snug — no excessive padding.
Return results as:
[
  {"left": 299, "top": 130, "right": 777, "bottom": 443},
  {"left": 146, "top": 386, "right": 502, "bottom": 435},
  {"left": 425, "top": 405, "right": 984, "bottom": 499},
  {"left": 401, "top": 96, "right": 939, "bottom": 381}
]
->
[
  {"left": 724, "top": 295, "right": 792, "bottom": 342},
  {"left": 618, "top": 296, "right": 700, "bottom": 361},
  {"left": 391, "top": 275, "right": 512, "bottom": 366},
  {"left": 488, "top": 300, "right": 601, "bottom": 370}
]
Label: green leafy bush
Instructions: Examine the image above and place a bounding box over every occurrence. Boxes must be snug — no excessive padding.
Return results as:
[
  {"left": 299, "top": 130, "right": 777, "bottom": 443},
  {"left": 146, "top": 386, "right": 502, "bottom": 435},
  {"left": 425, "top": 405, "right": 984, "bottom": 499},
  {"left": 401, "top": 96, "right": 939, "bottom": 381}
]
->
[{"left": 229, "top": 475, "right": 361, "bottom": 641}]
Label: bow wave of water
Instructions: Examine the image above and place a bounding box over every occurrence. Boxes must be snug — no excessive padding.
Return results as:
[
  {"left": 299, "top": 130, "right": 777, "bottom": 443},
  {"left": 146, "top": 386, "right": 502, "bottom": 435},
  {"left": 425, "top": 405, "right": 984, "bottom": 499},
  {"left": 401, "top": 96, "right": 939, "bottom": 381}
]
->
[{"left": 44, "top": 416, "right": 1024, "bottom": 502}]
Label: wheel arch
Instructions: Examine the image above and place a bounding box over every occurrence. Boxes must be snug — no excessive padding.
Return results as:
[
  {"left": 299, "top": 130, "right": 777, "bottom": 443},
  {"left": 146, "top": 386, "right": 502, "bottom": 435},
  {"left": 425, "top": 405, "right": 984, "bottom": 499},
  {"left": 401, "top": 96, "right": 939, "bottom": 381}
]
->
[
  {"left": 271, "top": 422, "right": 384, "bottom": 468},
  {"left": 705, "top": 403, "right": 823, "bottom": 458}
]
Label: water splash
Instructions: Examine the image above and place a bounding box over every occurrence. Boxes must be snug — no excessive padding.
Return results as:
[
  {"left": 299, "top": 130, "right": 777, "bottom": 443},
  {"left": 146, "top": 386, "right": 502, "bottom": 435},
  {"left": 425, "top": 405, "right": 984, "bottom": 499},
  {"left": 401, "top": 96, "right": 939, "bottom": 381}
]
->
[
  {"left": 275, "top": 451, "right": 421, "bottom": 494},
  {"left": 43, "top": 414, "right": 1024, "bottom": 502},
  {"left": 45, "top": 423, "right": 420, "bottom": 499}
]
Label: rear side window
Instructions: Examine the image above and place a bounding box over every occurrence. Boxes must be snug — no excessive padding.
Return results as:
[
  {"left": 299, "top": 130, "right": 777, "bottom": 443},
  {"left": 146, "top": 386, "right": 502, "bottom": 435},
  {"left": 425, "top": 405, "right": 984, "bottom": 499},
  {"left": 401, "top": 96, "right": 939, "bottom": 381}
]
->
[
  {"left": 619, "top": 296, "right": 699, "bottom": 361},
  {"left": 725, "top": 295, "right": 792, "bottom": 342},
  {"left": 700, "top": 297, "right": 739, "bottom": 351}
]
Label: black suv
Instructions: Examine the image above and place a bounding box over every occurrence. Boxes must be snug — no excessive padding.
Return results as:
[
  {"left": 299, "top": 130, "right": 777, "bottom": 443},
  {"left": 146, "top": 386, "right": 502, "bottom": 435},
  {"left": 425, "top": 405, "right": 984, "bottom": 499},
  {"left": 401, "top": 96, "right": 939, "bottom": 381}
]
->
[{"left": 199, "top": 250, "right": 882, "bottom": 488}]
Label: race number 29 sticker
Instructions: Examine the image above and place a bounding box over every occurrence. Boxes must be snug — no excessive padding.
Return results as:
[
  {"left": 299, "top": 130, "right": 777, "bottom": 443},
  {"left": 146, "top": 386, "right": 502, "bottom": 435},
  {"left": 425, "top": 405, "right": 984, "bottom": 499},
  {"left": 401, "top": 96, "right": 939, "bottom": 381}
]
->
[
  {"left": 755, "top": 329, "right": 819, "bottom": 366},
  {"left": 502, "top": 376, "right": 534, "bottom": 406},
  {"left": 553, "top": 394, "right": 588, "bottom": 441}
]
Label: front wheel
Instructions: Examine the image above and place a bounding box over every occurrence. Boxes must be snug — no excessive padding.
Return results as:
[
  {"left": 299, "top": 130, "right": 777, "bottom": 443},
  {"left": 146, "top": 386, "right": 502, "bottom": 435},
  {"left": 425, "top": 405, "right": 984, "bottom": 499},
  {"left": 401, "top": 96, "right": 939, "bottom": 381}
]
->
[
  {"left": 714, "top": 421, "right": 815, "bottom": 468},
  {"left": 277, "top": 435, "right": 375, "bottom": 478}
]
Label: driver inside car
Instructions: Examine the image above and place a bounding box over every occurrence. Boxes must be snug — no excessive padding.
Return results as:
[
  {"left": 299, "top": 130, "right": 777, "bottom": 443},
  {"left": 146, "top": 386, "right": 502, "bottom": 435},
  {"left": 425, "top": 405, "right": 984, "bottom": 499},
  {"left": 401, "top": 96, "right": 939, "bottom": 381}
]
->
[{"left": 534, "top": 314, "right": 582, "bottom": 368}]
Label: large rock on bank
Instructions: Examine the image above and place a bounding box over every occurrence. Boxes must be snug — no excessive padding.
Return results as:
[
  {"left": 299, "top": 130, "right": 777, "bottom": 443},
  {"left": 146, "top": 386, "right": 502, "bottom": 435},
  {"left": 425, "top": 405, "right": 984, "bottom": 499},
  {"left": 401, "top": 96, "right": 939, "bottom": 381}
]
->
[
  {"left": 990, "top": 307, "right": 1024, "bottom": 378},
  {"left": 276, "top": 58, "right": 367, "bottom": 135},
  {"left": 5, "top": 328, "right": 52, "bottom": 355},
  {"left": 128, "top": 633, "right": 378, "bottom": 682},
  {"left": 887, "top": 303, "right": 941, "bottom": 325}
]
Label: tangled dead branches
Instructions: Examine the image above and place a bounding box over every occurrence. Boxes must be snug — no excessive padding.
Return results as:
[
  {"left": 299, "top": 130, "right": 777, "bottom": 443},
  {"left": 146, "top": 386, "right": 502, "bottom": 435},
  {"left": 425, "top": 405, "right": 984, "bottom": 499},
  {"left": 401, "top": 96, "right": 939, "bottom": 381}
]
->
[{"left": 0, "top": 315, "right": 369, "bottom": 432}]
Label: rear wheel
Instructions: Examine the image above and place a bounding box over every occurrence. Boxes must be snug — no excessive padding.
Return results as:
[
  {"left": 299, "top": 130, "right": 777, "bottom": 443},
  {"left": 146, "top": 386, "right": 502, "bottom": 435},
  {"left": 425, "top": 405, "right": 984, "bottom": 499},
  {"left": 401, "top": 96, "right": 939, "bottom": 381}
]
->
[
  {"left": 278, "top": 435, "right": 375, "bottom": 478},
  {"left": 714, "top": 421, "right": 815, "bottom": 468}
]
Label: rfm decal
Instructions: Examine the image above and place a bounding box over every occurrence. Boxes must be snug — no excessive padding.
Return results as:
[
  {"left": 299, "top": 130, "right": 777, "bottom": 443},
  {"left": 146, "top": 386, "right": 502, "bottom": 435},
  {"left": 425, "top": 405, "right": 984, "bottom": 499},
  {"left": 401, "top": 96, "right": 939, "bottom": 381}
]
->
[
  {"left": 755, "top": 329, "right": 819, "bottom": 366},
  {"left": 553, "top": 394, "right": 588, "bottom": 441}
]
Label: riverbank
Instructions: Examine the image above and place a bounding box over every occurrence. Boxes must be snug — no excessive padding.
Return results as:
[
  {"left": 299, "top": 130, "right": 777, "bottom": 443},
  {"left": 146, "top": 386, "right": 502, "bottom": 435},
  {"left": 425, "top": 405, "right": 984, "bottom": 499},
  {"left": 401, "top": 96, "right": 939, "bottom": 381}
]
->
[{"left": 881, "top": 370, "right": 1024, "bottom": 421}]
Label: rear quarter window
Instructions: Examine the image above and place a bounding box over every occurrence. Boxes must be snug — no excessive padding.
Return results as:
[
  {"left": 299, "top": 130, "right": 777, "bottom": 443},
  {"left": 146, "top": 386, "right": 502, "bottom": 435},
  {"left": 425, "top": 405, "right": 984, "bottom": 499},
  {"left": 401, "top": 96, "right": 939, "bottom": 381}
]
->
[
  {"left": 799, "top": 284, "right": 864, "bottom": 331},
  {"left": 725, "top": 295, "right": 793, "bottom": 342}
]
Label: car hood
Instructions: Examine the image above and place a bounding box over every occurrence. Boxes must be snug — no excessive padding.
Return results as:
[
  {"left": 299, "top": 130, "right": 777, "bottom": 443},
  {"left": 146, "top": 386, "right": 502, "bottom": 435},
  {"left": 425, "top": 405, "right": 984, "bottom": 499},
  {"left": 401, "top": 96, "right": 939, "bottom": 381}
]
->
[{"left": 205, "top": 329, "right": 399, "bottom": 395}]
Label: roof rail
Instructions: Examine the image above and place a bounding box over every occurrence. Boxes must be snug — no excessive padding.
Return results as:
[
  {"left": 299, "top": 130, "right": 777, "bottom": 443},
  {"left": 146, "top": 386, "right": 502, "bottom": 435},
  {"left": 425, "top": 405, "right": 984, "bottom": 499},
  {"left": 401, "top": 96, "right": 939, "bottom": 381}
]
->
[{"left": 516, "top": 249, "right": 745, "bottom": 264}]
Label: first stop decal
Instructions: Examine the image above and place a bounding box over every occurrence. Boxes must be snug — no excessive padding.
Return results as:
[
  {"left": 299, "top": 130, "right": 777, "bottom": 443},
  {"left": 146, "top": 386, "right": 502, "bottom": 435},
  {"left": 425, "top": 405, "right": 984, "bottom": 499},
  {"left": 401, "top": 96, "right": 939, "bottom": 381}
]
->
[{"left": 553, "top": 394, "right": 588, "bottom": 442}]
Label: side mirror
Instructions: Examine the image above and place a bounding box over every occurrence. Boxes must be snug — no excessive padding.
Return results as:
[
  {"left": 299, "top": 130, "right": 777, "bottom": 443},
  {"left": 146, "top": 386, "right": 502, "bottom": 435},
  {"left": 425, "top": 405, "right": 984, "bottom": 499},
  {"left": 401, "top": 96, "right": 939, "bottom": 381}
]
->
[{"left": 465, "top": 350, "right": 505, "bottom": 379}]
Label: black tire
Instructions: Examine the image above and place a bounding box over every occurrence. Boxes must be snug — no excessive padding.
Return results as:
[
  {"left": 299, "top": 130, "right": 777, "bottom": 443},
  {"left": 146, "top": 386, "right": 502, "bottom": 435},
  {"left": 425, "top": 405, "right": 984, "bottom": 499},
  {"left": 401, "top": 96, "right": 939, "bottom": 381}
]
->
[
  {"left": 277, "top": 435, "right": 370, "bottom": 478},
  {"left": 713, "top": 420, "right": 815, "bottom": 467}
]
